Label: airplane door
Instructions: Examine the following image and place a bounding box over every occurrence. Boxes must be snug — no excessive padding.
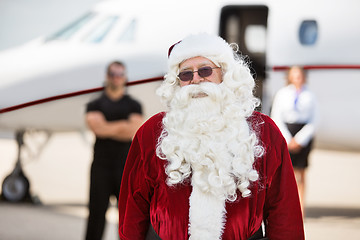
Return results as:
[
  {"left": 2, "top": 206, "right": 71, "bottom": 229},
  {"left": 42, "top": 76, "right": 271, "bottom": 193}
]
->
[{"left": 219, "top": 5, "right": 268, "bottom": 107}]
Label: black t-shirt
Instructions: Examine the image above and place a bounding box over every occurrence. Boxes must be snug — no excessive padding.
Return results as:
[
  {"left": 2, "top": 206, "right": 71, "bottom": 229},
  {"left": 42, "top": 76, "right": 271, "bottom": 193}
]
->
[{"left": 86, "top": 93, "right": 142, "bottom": 166}]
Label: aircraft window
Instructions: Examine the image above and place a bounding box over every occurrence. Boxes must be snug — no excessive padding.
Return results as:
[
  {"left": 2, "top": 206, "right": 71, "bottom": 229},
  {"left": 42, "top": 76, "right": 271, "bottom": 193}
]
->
[
  {"left": 299, "top": 20, "right": 318, "bottom": 45},
  {"left": 245, "top": 25, "right": 266, "bottom": 53},
  {"left": 117, "top": 19, "right": 137, "bottom": 42},
  {"left": 47, "top": 13, "right": 95, "bottom": 41},
  {"left": 83, "top": 16, "right": 119, "bottom": 43}
]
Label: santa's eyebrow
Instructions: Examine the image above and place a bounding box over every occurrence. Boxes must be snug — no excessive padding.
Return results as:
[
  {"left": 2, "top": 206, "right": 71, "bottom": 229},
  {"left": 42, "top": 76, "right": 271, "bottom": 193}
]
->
[
  {"left": 179, "top": 66, "right": 192, "bottom": 71},
  {"left": 179, "top": 62, "right": 215, "bottom": 71}
]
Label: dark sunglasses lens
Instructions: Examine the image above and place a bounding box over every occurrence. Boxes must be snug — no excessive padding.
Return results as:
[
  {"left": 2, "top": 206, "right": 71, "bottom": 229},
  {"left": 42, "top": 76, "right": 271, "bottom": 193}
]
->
[
  {"left": 198, "top": 67, "right": 213, "bottom": 78},
  {"left": 109, "top": 72, "right": 124, "bottom": 78},
  {"left": 178, "top": 71, "right": 193, "bottom": 81}
]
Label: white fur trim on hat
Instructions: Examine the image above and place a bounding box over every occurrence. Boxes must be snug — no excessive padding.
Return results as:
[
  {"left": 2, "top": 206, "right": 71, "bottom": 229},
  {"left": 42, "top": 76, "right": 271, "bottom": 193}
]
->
[{"left": 168, "top": 33, "right": 234, "bottom": 69}]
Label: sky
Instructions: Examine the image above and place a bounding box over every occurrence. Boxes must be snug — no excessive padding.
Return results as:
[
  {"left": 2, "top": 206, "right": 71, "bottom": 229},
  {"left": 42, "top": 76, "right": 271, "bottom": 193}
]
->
[{"left": 0, "top": 0, "right": 101, "bottom": 51}]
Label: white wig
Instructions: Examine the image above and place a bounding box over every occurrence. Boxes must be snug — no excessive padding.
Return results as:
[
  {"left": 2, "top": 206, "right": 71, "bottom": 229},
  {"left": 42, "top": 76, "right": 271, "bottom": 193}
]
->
[{"left": 158, "top": 33, "right": 259, "bottom": 115}]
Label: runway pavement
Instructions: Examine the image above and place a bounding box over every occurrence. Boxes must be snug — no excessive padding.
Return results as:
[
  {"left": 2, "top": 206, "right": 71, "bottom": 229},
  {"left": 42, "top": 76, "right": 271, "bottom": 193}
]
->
[
  {"left": 0, "top": 202, "right": 118, "bottom": 240},
  {"left": 1, "top": 132, "right": 360, "bottom": 239}
]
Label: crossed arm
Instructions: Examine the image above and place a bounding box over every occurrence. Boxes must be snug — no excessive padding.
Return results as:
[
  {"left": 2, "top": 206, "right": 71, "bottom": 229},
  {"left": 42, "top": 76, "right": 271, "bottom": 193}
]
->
[{"left": 86, "top": 111, "right": 144, "bottom": 141}]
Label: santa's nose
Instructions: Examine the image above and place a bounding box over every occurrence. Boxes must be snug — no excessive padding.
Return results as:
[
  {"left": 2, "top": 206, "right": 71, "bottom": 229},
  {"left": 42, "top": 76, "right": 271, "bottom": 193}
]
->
[{"left": 191, "top": 71, "right": 205, "bottom": 84}]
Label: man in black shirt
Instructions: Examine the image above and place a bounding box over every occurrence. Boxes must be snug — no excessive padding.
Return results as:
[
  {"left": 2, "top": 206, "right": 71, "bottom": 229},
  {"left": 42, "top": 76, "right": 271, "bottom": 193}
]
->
[{"left": 85, "top": 61, "right": 143, "bottom": 240}]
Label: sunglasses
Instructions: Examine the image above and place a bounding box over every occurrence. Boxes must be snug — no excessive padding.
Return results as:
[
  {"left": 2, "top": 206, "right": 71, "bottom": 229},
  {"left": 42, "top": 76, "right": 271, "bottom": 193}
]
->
[
  {"left": 108, "top": 72, "right": 125, "bottom": 78},
  {"left": 177, "top": 66, "right": 220, "bottom": 81}
]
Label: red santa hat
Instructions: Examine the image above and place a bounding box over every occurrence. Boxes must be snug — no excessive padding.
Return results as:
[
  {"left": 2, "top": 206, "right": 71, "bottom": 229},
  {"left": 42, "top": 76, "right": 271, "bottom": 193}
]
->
[{"left": 167, "top": 33, "right": 236, "bottom": 69}]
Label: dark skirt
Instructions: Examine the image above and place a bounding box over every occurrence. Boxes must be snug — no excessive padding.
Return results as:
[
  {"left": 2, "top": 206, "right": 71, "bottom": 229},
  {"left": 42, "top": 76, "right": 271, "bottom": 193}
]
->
[{"left": 286, "top": 123, "right": 313, "bottom": 169}]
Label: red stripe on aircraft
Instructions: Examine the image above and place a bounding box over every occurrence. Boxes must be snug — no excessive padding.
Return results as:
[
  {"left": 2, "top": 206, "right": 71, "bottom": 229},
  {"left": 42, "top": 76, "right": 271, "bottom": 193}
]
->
[
  {"left": 272, "top": 65, "right": 360, "bottom": 71},
  {"left": 2, "top": 65, "right": 359, "bottom": 113},
  {"left": 0, "top": 76, "right": 164, "bottom": 114}
]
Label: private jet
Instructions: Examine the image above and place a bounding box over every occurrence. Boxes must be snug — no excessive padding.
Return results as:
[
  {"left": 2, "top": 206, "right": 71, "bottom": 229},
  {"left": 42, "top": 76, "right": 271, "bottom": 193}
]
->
[{"left": 1, "top": 0, "right": 359, "bottom": 202}]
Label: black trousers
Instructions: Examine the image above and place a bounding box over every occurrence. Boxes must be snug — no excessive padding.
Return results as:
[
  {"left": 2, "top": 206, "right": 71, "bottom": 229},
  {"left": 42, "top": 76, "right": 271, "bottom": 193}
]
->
[{"left": 85, "top": 162, "right": 123, "bottom": 240}]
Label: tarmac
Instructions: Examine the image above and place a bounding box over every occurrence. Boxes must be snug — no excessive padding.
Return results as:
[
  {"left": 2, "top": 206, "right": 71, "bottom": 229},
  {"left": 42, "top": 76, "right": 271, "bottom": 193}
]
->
[{"left": 0, "top": 132, "right": 360, "bottom": 240}]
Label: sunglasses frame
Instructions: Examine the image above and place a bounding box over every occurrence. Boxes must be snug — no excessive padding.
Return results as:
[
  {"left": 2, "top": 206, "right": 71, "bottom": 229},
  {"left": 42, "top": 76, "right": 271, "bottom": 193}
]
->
[{"left": 177, "top": 66, "right": 220, "bottom": 82}]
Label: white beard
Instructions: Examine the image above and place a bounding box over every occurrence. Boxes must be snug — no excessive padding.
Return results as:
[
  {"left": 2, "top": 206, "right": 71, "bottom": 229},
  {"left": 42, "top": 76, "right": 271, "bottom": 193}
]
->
[{"left": 157, "top": 82, "right": 259, "bottom": 239}]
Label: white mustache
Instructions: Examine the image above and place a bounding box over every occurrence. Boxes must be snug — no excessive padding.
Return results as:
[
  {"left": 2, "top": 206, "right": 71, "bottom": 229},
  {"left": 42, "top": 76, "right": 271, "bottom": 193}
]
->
[{"left": 178, "top": 82, "right": 223, "bottom": 100}]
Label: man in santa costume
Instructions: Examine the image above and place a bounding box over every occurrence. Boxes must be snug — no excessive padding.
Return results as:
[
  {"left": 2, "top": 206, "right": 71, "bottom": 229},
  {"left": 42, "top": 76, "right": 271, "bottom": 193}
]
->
[{"left": 118, "top": 33, "right": 304, "bottom": 240}]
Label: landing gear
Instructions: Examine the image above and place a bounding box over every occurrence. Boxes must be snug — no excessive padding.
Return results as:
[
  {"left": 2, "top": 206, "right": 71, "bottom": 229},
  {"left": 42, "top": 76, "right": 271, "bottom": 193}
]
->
[
  {"left": 1, "top": 131, "right": 31, "bottom": 202},
  {"left": 2, "top": 164, "right": 30, "bottom": 202},
  {"left": 1, "top": 130, "right": 51, "bottom": 203}
]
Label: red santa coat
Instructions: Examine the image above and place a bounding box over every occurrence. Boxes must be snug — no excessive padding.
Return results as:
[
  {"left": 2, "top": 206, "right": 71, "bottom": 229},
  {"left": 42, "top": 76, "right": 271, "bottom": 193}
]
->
[{"left": 118, "top": 111, "right": 305, "bottom": 240}]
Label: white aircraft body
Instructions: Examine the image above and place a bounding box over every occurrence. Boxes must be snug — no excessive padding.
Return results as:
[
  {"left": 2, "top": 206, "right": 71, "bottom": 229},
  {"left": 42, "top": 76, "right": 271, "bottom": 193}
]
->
[{"left": 1, "top": 0, "right": 359, "bottom": 201}]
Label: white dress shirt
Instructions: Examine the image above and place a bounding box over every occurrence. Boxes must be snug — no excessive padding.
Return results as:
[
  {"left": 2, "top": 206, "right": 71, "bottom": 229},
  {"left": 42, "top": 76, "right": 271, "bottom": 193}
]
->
[{"left": 271, "top": 84, "right": 318, "bottom": 146}]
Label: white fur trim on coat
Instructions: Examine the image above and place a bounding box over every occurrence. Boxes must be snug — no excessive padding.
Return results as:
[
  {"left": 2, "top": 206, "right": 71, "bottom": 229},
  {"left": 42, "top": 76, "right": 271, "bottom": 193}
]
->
[{"left": 188, "top": 185, "right": 227, "bottom": 240}]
